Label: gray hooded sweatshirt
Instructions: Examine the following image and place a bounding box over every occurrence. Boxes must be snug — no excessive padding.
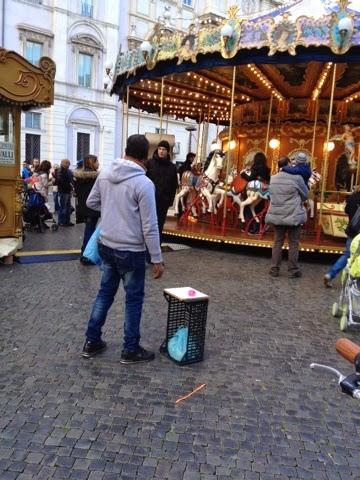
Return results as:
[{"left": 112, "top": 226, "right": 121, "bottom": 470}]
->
[{"left": 86, "top": 158, "right": 162, "bottom": 264}]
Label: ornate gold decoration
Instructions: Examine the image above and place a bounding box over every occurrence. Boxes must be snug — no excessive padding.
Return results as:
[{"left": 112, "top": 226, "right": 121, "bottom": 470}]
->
[
  {"left": 0, "top": 49, "right": 55, "bottom": 106},
  {"left": 177, "top": 24, "right": 198, "bottom": 65},
  {"left": 0, "top": 201, "right": 6, "bottom": 224},
  {"left": 227, "top": 5, "right": 240, "bottom": 19}
]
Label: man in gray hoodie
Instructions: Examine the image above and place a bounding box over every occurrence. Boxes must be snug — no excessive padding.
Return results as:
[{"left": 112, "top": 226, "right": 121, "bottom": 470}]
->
[
  {"left": 265, "top": 156, "right": 309, "bottom": 278},
  {"left": 82, "top": 134, "right": 164, "bottom": 363}
]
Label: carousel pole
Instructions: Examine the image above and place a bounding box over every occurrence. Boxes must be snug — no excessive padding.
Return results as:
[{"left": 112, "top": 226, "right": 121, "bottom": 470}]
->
[
  {"left": 216, "top": 118, "right": 220, "bottom": 139},
  {"left": 222, "top": 65, "right": 236, "bottom": 233},
  {"left": 265, "top": 92, "right": 274, "bottom": 156},
  {"left": 317, "top": 64, "right": 337, "bottom": 244},
  {"left": 356, "top": 143, "right": 360, "bottom": 186},
  {"left": 137, "top": 108, "right": 141, "bottom": 134},
  {"left": 196, "top": 110, "right": 202, "bottom": 166},
  {"left": 311, "top": 99, "right": 319, "bottom": 167},
  {"left": 125, "top": 86, "right": 130, "bottom": 144},
  {"left": 159, "top": 77, "right": 165, "bottom": 137}
]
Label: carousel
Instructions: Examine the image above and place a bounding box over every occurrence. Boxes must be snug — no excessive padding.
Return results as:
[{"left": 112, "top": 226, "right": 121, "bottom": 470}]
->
[{"left": 111, "top": 0, "right": 360, "bottom": 254}]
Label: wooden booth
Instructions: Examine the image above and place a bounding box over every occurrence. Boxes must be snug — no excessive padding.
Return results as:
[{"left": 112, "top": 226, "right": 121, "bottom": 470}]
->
[{"left": 0, "top": 49, "right": 55, "bottom": 248}]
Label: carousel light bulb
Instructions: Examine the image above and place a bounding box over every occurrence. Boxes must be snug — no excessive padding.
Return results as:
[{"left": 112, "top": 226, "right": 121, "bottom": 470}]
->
[
  {"left": 324, "top": 141, "right": 335, "bottom": 152},
  {"left": 140, "top": 41, "right": 153, "bottom": 60},
  {"left": 229, "top": 140, "right": 236, "bottom": 150},
  {"left": 221, "top": 23, "right": 234, "bottom": 50},
  {"left": 338, "top": 16, "right": 352, "bottom": 37},
  {"left": 269, "top": 138, "right": 280, "bottom": 149}
]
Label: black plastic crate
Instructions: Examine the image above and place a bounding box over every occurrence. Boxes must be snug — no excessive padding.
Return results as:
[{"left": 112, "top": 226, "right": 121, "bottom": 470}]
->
[{"left": 160, "top": 287, "right": 209, "bottom": 365}]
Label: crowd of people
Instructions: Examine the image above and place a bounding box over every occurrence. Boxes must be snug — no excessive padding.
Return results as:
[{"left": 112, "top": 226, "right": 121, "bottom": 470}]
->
[{"left": 21, "top": 137, "right": 357, "bottom": 362}]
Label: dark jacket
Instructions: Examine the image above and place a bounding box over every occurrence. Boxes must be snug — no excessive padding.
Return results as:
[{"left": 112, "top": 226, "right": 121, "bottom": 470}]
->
[
  {"left": 345, "top": 191, "right": 360, "bottom": 238},
  {"left": 241, "top": 163, "right": 270, "bottom": 183},
  {"left": 146, "top": 152, "right": 178, "bottom": 210},
  {"left": 74, "top": 169, "right": 100, "bottom": 219},
  {"left": 282, "top": 163, "right": 311, "bottom": 187},
  {"left": 56, "top": 167, "right": 73, "bottom": 194}
]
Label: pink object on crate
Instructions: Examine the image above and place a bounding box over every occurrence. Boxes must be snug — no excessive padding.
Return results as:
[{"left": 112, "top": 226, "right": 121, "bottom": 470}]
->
[{"left": 188, "top": 289, "right": 196, "bottom": 297}]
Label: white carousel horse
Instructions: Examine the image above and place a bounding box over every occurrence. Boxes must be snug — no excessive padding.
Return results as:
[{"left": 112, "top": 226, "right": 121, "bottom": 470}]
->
[
  {"left": 239, "top": 178, "right": 270, "bottom": 223},
  {"left": 174, "top": 150, "right": 224, "bottom": 215},
  {"left": 306, "top": 169, "right": 321, "bottom": 219}
]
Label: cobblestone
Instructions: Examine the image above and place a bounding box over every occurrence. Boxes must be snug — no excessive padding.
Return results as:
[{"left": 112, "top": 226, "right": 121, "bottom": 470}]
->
[{"left": 1, "top": 227, "right": 360, "bottom": 478}]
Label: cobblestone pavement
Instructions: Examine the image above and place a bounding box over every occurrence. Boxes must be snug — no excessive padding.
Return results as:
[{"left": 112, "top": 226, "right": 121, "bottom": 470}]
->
[{"left": 1, "top": 226, "right": 360, "bottom": 479}]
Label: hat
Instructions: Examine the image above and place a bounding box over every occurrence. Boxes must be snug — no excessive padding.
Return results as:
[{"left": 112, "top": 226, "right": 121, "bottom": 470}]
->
[
  {"left": 157, "top": 140, "right": 170, "bottom": 152},
  {"left": 77, "top": 159, "right": 84, "bottom": 168},
  {"left": 293, "top": 152, "right": 308, "bottom": 164}
]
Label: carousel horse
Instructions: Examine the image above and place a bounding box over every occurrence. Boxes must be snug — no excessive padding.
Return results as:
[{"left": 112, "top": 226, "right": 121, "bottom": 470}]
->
[
  {"left": 238, "top": 178, "right": 270, "bottom": 223},
  {"left": 174, "top": 150, "right": 225, "bottom": 215},
  {"left": 306, "top": 169, "right": 321, "bottom": 219},
  {"left": 174, "top": 164, "right": 201, "bottom": 215}
]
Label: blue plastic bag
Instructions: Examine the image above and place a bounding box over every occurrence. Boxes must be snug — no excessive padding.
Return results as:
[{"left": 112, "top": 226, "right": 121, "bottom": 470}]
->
[
  {"left": 167, "top": 326, "right": 188, "bottom": 361},
  {"left": 83, "top": 224, "right": 102, "bottom": 266}
]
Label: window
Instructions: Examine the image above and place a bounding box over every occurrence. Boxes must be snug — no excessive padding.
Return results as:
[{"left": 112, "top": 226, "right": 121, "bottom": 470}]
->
[
  {"left": 77, "top": 132, "right": 90, "bottom": 161},
  {"left": 137, "top": 0, "right": 149, "bottom": 15},
  {"left": 25, "top": 134, "right": 41, "bottom": 163},
  {"left": 183, "top": 0, "right": 193, "bottom": 6},
  {"left": 81, "top": 0, "right": 93, "bottom": 17},
  {"left": 78, "top": 53, "right": 92, "bottom": 88},
  {"left": 25, "top": 41, "right": 42, "bottom": 66},
  {"left": 25, "top": 112, "right": 41, "bottom": 130}
]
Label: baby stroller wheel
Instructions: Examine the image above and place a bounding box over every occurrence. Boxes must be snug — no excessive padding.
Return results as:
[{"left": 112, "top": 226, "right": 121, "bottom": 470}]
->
[
  {"left": 339, "top": 314, "right": 348, "bottom": 332},
  {"left": 51, "top": 224, "right": 59, "bottom": 232},
  {"left": 332, "top": 302, "right": 340, "bottom": 318}
]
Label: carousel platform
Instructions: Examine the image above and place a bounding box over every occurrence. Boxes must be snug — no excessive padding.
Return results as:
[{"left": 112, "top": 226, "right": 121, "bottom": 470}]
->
[{"left": 163, "top": 216, "right": 346, "bottom": 255}]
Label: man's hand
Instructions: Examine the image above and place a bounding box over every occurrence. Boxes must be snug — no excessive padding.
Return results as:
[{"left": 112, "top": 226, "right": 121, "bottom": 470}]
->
[{"left": 153, "top": 262, "right": 164, "bottom": 279}]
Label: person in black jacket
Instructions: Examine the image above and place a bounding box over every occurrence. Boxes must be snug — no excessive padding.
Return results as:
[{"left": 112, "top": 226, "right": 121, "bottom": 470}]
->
[
  {"left": 74, "top": 154, "right": 100, "bottom": 265},
  {"left": 146, "top": 140, "right": 178, "bottom": 243},
  {"left": 240, "top": 151, "right": 271, "bottom": 183},
  {"left": 178, "top": 152, "right": 195, "bottom": 182},
  {"left": 57, "top": 159, "right": 74, "bottom": 226},
  {"left": 324, "top": 187, "right": 360, "bottom": 287}
]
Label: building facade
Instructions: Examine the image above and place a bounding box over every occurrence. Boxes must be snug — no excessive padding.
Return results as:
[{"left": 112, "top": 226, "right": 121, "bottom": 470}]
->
[
  {"left": 0, "top": 0, "right": 126, "bottom": 167},
  {"left": 0, "top": 0, "right": 287, "bottom": 168}
]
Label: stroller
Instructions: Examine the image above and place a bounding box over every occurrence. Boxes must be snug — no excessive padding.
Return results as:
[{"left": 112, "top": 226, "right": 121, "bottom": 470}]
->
[
  {"left": 332, "top": 233, "right": 360, "bottom": 331},
  {"left": 23, "top": 189, "right": 58, "bottom": 233}
]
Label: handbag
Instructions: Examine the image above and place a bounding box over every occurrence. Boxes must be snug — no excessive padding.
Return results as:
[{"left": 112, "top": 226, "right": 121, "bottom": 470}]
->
[
  {"left": 27, "top": 191, "right": 45, "bottom": 210},
  {"left": 83, "top": 224, "right": 102, "bottom": 266}
]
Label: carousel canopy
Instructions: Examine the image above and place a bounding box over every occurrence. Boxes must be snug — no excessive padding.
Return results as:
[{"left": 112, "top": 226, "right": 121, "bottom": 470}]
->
[
  {"left": 111, "top": 0, "right": 360, "bottom": 126},
  {"left": 0, "top": 49, "right": 55, "bottom": 109}
]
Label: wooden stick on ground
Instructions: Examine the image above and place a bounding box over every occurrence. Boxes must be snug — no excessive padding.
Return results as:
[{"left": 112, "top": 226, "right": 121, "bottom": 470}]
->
[{"left": 175, "top": 383, "right": 206, "bottom": 405}]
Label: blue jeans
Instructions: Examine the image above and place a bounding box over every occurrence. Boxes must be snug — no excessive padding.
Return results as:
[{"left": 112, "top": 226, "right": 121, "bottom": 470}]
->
[
  {"left": 58, "top": 193, "right": 71, "bottom": 224},
  {"left": 327, "top": 236, "right": 352, "bottom": 280},
  {"left": 82, "top": 217, "right": 99, "bottom": 253},
  {"left": 85, "top": 244, "right": 146, "bottom": 352}
]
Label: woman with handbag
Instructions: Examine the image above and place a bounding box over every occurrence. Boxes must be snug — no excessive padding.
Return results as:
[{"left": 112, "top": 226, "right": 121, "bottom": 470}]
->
[
  {"left": 324, "top": 186, "right": 360, "bottom": 287},
  {"left": 74, "top": 154, "right": 100, "bottom": 265}
]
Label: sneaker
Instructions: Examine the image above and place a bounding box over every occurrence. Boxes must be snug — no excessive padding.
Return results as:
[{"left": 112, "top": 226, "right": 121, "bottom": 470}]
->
[
  {"left": 290, "top": 270, "right": 302, "bottom": 278},
  {"left": 120, "top": 346, "right": 155, "bottom": 364},
  {"left": 323, "top": 274, "right": 333, "bottom": 288},
  {"left": 269, "top": 268, "right": 279, "bottom": 277},
  {"left": 82, "top": 340, "right": 107, "bottom": 358}
]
